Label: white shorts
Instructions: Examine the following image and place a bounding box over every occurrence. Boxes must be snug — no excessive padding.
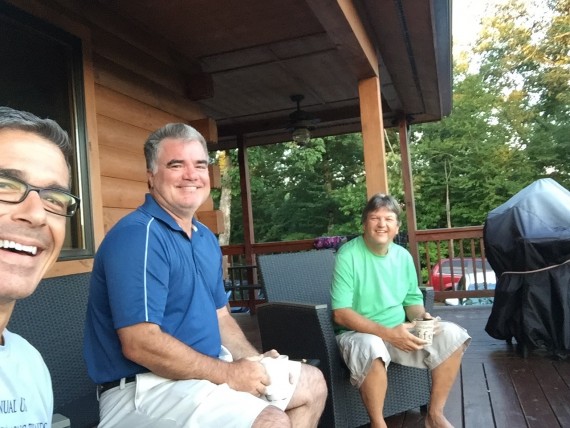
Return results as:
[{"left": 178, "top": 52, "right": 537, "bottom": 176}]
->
[
  {"left": 98, "top": 361, "right": 301, "bottom": 427},
  {"left": 336, "top": 321, "right": 471, "bottom": 387}
]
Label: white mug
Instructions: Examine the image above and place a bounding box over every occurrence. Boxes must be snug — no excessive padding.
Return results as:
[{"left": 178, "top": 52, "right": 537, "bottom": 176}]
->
[{"left": 414, "top": 318, "right": 435, "bottom": 345}]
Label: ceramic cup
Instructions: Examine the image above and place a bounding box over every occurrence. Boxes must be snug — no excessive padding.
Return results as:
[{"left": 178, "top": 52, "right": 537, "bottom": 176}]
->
[
  {"left": 413, "top": 318, "right": 435, "bottom": 345},
  {"left": 260, "top": 354, "right": 290, "bottom": 401}
]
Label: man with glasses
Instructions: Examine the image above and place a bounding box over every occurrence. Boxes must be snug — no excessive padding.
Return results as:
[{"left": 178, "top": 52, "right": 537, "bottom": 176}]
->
[
  {"left": 331, "top": 194, "right": 470, "bottom": 428},
  {"left": 0, "top": 106, "right": 80, "bottom": 427}
]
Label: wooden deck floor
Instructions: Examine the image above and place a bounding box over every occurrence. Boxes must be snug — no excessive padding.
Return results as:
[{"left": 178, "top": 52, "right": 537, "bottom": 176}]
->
[{"left": 233, "top": 305, "right": 570, "bottom": 428}]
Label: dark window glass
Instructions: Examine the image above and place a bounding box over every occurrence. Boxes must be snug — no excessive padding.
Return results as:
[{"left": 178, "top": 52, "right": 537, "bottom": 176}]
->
[{"left": 0, "top": 2, "right": 94, "bottom": 258}]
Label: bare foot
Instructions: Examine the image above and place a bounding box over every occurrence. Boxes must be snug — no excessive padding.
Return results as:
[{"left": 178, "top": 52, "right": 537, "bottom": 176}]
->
[{"left": 425, "top": 413, "right": 453, "bottom": 428}]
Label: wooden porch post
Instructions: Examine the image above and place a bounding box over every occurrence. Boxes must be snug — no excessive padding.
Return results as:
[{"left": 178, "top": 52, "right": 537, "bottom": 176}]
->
[
  {"left": 398, "top": 118, "right": 421, "bottom": 284},
  {"left": 358, "top": 76, "right": 388, "bottom": 197},
  {"left": 236, "top": 135, "right": 256, "bottom": 282}
]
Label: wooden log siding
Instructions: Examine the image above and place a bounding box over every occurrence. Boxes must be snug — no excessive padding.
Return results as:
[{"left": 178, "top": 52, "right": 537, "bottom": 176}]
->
[
  {"left": 96, "top": 85, "right": 186, "bottom": 132},
  {"left": 97, "top": 115, "right": 151, "bottom": 154},
  {"left": 5, "top": 0, "right": 222, "bottom": 280},
  {"left": 95, "top": 86, "right": 223, "bottom": 233},
  {"left": 99, "top": 145, "right": 147, "bottom": 182},
  {"left": 93, "top": 54, "right": 217, "bottom": 143},
  {"left": 101, "top": 177, "right": 147, "bottom": 209},
  {"left": 195, "top": 211, "right": 225, "bottom": 232}
]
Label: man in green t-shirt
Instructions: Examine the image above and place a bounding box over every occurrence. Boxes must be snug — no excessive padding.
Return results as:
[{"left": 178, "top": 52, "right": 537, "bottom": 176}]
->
[{"left": 331, "top": 194, "right": 471, "bottom": 428}]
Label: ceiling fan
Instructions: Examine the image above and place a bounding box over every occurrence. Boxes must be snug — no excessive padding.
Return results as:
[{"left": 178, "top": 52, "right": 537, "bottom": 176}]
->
[{"left": 287, "top": 94, "right": 320, "bottom": 144}]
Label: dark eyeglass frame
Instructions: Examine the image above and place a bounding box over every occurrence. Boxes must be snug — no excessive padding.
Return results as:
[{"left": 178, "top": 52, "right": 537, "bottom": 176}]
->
[{"left": 0, "top": 173, "right": 80, "bottom": 217}]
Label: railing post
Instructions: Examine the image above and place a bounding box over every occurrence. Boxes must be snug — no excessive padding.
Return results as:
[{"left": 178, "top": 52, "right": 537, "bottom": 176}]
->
[
  {"left": 237, "top": 135, "right": 259, "bottom": 311},
  {"left": 399, "top": 117, "right": 421, "bottom": 284}
]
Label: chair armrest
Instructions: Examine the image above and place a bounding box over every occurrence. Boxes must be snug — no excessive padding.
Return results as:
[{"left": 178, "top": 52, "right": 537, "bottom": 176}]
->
[
  {"left": 420, "top": 286, "right": 434, "bottom": 313},
  {"left": 256, "top": 301, "right": 354, "bottom": 427},
  {"left": 256, "top": 302, "right": 335, "bottom": 361},
  {"left": 256, "top": 302, "right": 348, "bottom": 388}
]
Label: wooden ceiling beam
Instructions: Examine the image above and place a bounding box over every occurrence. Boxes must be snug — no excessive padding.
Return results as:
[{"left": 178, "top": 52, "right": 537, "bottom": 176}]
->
[
  {"left": 217, "top": 104, "right": 361, "bottom": 137},
  {"left": 305, "top": 0, "right": 378, "bottom": 80},
  {"left": 189, "top": 117, "right": 218, "bottom": 144},
  {"left": 199, "top": 32, "right": 334, "bottom": 74},
  {"left": 210, "top": 120, "right": 364, "bottom": 151}
]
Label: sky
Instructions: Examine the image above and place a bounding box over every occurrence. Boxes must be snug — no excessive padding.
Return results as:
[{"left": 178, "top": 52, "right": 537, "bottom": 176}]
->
[
  {"left": 452, "top": 0, "right": 501, "bottom": 56},
  {"left": 452, "top": 0, "right": 550, "bottom": 66}
]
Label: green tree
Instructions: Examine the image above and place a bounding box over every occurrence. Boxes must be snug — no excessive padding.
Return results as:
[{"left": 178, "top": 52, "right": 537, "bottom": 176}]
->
[
  {"left": 410, "top": 0, "right": 568, "bottom": 229},
  {"left": 221, "top": 134, "right": 370, "bottom": 244},
  {"left": 477, "top": 0, "right": 569, "bottom": 187}
]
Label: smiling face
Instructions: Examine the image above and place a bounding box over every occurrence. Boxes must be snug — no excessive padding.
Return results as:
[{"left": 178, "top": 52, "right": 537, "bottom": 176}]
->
[
  {"left": 147, "top": 138, "right": 210, "bottom": 227},
  {"left": 0, "top": 129, "right": 69, "bottom": 304},
  {"left": 362, "top": 207, "right": 400, "bottom": 255}
]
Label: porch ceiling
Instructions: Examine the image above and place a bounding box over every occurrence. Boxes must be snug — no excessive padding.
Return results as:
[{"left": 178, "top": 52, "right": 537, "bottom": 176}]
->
[{"left": 99, "top": 0, "right": 452, "bottom": 148}]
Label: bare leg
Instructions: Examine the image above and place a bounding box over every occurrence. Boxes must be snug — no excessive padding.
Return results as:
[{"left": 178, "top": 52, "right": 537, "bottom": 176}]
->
[
  {"left": 425, "top": 344, "right": 466, "bottom": 428},
  {"left": 252, "top": 406, "right": 291, "bottom": 428},
  {"left": 359, "top": 358, "right": 388, "bottom": 428},
  {"left": 285, "top": 364, "right": 327, "bottom": 427}
]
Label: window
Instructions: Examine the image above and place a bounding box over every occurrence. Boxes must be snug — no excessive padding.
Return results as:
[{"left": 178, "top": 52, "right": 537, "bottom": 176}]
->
[{"left": 0, "top": 1, "right": 94, "bottom": 258}]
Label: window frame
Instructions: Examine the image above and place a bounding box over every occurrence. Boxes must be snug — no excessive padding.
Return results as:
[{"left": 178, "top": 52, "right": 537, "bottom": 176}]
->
[{"left": 0, "top": 1, "right": 95, "bottom": 260}]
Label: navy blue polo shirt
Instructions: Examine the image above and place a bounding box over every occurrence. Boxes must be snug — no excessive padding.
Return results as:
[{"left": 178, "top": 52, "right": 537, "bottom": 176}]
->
[{"left": 83, "top": 194, "right": 227, "bottom": 384}]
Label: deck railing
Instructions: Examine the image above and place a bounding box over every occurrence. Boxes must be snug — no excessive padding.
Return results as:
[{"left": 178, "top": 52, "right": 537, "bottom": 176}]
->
[
  {"left": 221, "top": 240, "right": 315, "bottom": 312},
  {"left": 414, "top": 226, "right": 495, "bottom": 304},
  {"left": 221, "top": 226, "right": 495, "bottom": 311}
]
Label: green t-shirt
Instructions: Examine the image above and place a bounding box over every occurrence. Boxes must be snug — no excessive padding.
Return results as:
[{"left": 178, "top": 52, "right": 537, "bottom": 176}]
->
[{"left": 331, "top": 236, "right": 423, "bottom": 332}]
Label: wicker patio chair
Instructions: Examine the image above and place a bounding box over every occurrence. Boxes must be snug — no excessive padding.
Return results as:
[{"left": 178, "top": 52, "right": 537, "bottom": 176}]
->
[
  {"left": 257, "top": 249, "right": 433, "bottom": 427},
  {"left": 8, "top": 273, "right": 98, "bottom": 428}
]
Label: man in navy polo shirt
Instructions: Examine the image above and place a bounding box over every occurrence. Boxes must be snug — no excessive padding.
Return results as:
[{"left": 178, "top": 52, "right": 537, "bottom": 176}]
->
[{"left": 83, "top": 123, "right": 326, "bottom": 427}]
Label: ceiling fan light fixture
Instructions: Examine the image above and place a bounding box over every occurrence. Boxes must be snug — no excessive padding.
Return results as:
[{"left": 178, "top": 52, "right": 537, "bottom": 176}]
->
[
  {"left": 288, "top": 94, "right": 318, "bottom": 145},
  {"left": 292, "top": 126, "right": 311, "bottom": 145}
]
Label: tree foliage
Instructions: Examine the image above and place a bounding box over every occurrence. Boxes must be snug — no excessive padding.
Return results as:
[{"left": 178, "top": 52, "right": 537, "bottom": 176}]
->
[
  {"left": 411, "top": 0, "right": 568, "bottom": 229},
  {"left": 224, "top": 134, "right": 369, "bottom": 243}
]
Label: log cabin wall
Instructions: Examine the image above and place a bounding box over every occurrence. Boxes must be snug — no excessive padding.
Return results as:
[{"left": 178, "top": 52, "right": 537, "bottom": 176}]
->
[
  {"left": 5, "top": 0, "right": 223, "bottom": 277},
  {"left": 95, "top": 86, "right": 222, "bottom": 234}
]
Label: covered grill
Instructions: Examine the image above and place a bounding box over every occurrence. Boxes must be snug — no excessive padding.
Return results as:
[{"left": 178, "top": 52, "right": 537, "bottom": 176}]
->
[{"left": 484, "top": 178, "right": 570, "bottom": 357}]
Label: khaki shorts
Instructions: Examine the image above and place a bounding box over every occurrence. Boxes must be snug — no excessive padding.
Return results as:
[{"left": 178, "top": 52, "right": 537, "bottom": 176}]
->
[
  {"left": 336, "top": 321, "right": 471, "bottom": 387},
  {"left": 99, "top": 362, "right": 301, "bottom": 428}
]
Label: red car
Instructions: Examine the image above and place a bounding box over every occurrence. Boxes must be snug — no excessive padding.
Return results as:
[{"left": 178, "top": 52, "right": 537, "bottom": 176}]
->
[{"left": 428, "top": 257, "right": 494, "bottom": 292}]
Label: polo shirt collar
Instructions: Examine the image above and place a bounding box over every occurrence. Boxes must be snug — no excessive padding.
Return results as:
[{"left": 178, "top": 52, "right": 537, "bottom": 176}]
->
[{"left": 141, "top": 193, "right": 199, "bottom": 235}]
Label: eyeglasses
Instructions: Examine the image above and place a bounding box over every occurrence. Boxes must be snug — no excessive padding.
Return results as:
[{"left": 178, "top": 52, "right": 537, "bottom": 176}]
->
[{"left": 0, "top": 174, "right": 80, "bottom": 217}]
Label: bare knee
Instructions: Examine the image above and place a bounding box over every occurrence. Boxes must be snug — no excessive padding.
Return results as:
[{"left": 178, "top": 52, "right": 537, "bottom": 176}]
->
[
  {"left": 291, "top": 364, "right": 328, "bottom": 411},
  {"left": 283, "top": 365, "right": 327, "bottom": 427},
  {"left": 252, "top": 405, "right": 291, "bottom": 428},
  {"left": 367, "top": 358, "right": 387, "bottom": 378},
  {"left": 308, "top": 365, "right": 327, "bottom": 406}
]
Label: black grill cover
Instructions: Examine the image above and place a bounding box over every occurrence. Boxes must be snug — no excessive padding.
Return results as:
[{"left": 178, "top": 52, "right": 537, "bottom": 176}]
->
[{"left": 484, "top": 178, "right": 570, "bottom": 356}]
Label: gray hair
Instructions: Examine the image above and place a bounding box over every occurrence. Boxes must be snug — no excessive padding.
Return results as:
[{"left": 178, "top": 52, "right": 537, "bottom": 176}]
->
[
  {"left": 144, "top": 123, "right": 208, "bottom": 172},
  {"left": 361, "top": 193, "right": 402, "bottom": 225},
  {"left": 0, "top": 106, "right": 72, "bottom": 168}
]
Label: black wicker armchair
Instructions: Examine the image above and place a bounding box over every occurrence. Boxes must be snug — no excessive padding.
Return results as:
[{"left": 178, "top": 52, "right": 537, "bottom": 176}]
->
[
  {"left": 8, "top": 273, "right": 99, "bottom": 428},
  {"left": 257, "top": 249, "right": 433, "bottom": 428}
]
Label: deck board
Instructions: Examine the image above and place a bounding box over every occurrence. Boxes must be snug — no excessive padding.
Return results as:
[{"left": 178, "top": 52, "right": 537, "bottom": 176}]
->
[
  {"left": 511, "top": 362, "right": 559, "bottom": 427},
  {"left": 233, "top": 304, "right": 570, "bottom": 427},
  {"left": 462, "top": 361, "right": 494, "bottom": 428},
  {"left": 533, "top": 362, "right": 570, "bottom": 426},
  {"left": 484, "top": 361, "right": 527, "bottom": 427},
  {"left": 444, "top": 368, "right": 462, "bottom": 426}
]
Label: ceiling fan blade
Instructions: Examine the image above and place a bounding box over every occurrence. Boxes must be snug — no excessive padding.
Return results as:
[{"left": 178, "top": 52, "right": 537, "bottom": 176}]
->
[{"left": 286, "top": 94, "right": 320, "bottom": 130}]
